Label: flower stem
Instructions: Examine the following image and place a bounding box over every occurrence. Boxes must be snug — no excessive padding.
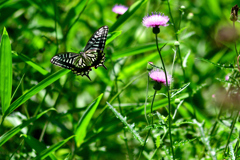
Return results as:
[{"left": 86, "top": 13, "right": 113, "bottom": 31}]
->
[
  {"left": 155, "top": 34, "right": 175, "bottom": 159},
  {"left": 233, "top": 22, "right": 239, "bottom": 57},
  {"left": 138, "top": 128, "right": 152, "bottom": 160},
  {"left": 145, "top": 75, "right": 150, "bottom": 125},
  {"left": 223, "top": 111, "right": 239, "bottom": 156},
  {"left": 150, "top": 90, "right": 157, "bottom": 127},
  {"left": 167, "top": 0, "right": 185, "bottom": 80}
]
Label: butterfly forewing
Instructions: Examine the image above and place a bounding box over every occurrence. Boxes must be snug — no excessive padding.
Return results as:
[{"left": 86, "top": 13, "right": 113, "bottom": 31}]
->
[
  {"left": 50, "top": 26, "right": 109, "bottom": 80},
  {"left": 84, "top": 26, "right": 108, "bottom": 52},
  {"left": 50, "top": 52, "right": 79, "bottom": 69}
]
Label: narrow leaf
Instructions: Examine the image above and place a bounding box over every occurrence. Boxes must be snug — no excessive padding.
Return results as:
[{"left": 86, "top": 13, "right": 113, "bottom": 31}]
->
[
  {"left": 75, "top": 94, "right": 103, "bottom": 147},
  {"left": 12, "top": 51, "right": 49, "bottom": 75},
  {"left": 107, "top": 102, "right": 144, "bottom": 145},
  {"left": 33, "top": 135, "right": 74, "bottom": 160},
  {"left": 22, "top": 134, "right": 57, "bottom": 160},
  {"left": 3, "top": 69, "right": 69, "bottom": 119},
  {"left": 0, "top": 27, "right": 12, "bottom": 114},
  {"left": 0, "top": 108, "right": 55, "bottom": 147}
]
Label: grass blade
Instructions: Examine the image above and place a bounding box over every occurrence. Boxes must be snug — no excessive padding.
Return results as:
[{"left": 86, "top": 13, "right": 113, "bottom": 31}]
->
[
  {"left": 107, "top": 102, "right": 144, "bottom": 145},
  {"left": 0, "top": 27, "right": 12, "bottom": 115},
  {"left": 33, "top": 135, "right": 74, "bottom": 160},
  {"left": 75, "top": 94, "right": 103, "bottom": 147},
  {"left": 0, "top": 108, "right": 55, "bottom": 147},
  {"left": 12, "top": 51, "right": 49, "bottom": 75},
  {"left": 22, "top": 134, "right": 57, "bottom": 160},
  {"left": 3, "top": 69, "right": 70, "bottom": 119}
]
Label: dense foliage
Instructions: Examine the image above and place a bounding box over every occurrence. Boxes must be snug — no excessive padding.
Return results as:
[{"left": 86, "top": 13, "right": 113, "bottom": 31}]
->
[{"left": 0, "top": 0, "right": 240, "bottom": 159}]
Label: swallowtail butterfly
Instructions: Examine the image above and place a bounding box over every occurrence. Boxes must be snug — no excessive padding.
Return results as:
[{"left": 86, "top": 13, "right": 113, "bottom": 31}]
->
[{"left": 50, "top": 26, "right": 109, "bottom": 80}]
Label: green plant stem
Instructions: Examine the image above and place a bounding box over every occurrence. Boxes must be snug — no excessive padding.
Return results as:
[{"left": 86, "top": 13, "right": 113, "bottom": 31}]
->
[
  {"left": 53, "top": 0, "right": 59, "bottom": 55},
  {"left": 150, "top": 90, "right": 157, "bottom": 127},
  {"left": 144, "top": 75, "right": 150, "bottom": 125},
  {"left": 223, "top": 111, "right": 239, "bottom": 156},
  {"left": 155, "top": 34, "right": 175, "bottom": 159},
  {"left": 111, "top": 57, "right": 131, "bottom": 160},
  {"left": 167, "top": 0, "right": 185, "bottom": 80},
  {"left": 138, "top": 128, "right": 151, "bottom": 160},
  {"left": 233, "top": 22, "right": 239, "bottom": 57}
]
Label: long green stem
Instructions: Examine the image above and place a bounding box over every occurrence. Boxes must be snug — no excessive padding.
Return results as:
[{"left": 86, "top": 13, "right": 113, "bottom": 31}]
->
[
  {"left": 233, "top": 22, "right": 239, "bottom": 57},
  {"left": 111, "top": 57, "right": 131, "bottom": 160},
  {"left": 155, "top": 34, "right": 175, "bottom": 159},
  {"left": 167, "top": 0, "right": 185, "bottom": 80},
  {"left": 223, "top": 111, "right": 239, "bottom": 156},
  {"left": 144, "top": 75, "right": 150, "bottom": 125},
  {"left": 138, "top": 129, "right": 151, "bottom": 160},
  {"left": 150, "top": 90, "right": 157, "bottom": 127}
]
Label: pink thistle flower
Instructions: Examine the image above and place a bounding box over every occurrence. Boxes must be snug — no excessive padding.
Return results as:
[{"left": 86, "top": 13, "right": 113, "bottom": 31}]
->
[
  {"left": 112, "top": 5, "right": 128, "bottom": 15},
  {"left": 149, "top": 69, "right": 171, "bottom": 85},
  {"left": 143, "top": 12, "right": 169, "bottom": 28}
]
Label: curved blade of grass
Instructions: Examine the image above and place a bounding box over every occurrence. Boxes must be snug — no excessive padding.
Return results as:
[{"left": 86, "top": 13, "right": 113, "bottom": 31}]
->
[
  {"left": 75, "top": 93, "right": 103, "bottom": 147},
  {"left": 12, "top": 51, "right": 49, "bottom": 75},
  {"left": 0, "top": 108, "right": 55, "bottom": 147},
  {"left": 109, "top": 0, "right": 148, "bottom": 32},
  {"left": 33, "top": 135, "right": 74, "bottom": 160},
  {"left": 106, "top": 30, "right": 122, "bottom": 45},
  {"left": 118, "top": 53, "right": 158, "bottom": 79},
  {"left": 22, "top": 134, "right": 57, "bottom": 160},
  {"left": 0, "top": 27, "right": 12, "bottom": 115},
  {"left": 107, "top": 102, "right": 144, "bottom": 145},
  {"left": 112, "top": 42, "right": 174, "bottom": 60},
  {"left": 3, "top": 69, "right": 70, "bottom": 119}
]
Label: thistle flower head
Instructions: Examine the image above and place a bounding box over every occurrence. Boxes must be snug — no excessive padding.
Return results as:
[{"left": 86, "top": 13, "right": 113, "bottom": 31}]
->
[
  {"left": 112, "top": 4, "right": 128, "bottom": 15},
  {"left": 142, "top": 12, "right": 169, "bottom": 28},
  {"left": 149, "top": 69, "right": 171, "bottom": 85}
]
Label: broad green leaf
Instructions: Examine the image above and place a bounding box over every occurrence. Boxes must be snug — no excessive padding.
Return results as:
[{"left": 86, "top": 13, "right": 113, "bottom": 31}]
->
[
  {"left": 107, "top": 102, "right": 144, "bottom": 145},
  {"left": 0, "top": 108, "right": 55, "bottom": 147},
  {"left": 12, "top": 51, "right": 49, "bottom": 75},
  {"left": 109, "top": 0, "right": 148, "bottom": 32},
  {"left": 75, "top": 94, "right": 103, "bottom": 147},
  {"left": 3, "top": 69, "right": 70, "bottom": 119},
  {"left": 0, "top": 27, "right": 12, "bottom": 114},
  {"left": 33, "top": 135, "right": 74, "bottom": 160},
  {"left": 22, "top": 134, "right": 57, "bottom": 160}
]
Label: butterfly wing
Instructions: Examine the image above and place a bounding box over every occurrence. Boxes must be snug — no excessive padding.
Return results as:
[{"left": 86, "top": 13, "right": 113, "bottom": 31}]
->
[
  {"left": 50, "top": 52, "right": 92, "bottom": 80},
  {"left": 84, "top": 26, "right": 108, "bottom": 52},
  {"left": 50, "top": 26, "right": 109, "bottom": 80}
]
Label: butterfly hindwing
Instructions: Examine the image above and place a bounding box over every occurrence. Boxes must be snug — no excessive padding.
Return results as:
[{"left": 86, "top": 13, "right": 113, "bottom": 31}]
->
[{"left": 50, "top": 26, "right": 109, "bottom": 80}]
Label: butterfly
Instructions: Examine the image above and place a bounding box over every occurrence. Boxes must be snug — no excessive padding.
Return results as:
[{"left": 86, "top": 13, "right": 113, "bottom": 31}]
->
[{"left": 50, "top": 26, "right": 109, "bottom": 80}]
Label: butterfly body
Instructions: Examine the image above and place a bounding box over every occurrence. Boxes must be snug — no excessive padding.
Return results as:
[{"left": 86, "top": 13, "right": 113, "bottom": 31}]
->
[{"left": 51, "top": 26, "right": 109, "bottom": 80}]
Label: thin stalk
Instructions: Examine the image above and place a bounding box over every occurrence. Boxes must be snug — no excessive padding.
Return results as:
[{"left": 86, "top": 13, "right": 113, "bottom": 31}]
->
[
  {"left": 223, "top": 111, "right": 239, "bottom": 156},
  {"left": 111, "top": 57, "right": 131, "bottom": 160},
  {"left": 138, "top": 129, "right": 152, "bottom": 160},
  {"left": 233, "top": 22, "right": 239, "bottom": 57},
  {"left": 150, "top": 90, "right": 157, "bottom": 127},
  {"left": 144, "top": 75, "right": 150, "bottom": 125},
  {"left": 155, "top": 34, "right": 175, "bottom": 159},
  {"left": 167, "top": 0, "right": 185, "bottom": 80},
  {"left": 53, "top": 0, "right": 59, "bottom": 55}
]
